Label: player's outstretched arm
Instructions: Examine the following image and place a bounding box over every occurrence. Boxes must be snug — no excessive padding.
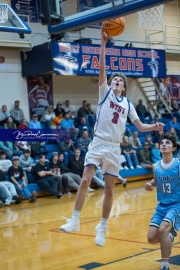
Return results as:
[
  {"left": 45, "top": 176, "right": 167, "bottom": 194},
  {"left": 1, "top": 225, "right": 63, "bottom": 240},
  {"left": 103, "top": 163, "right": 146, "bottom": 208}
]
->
[
  {"left": 133, "top": 119, "right": 164, "bottom": 132},
  {"left": 99, "top": 28, "right": 108, "bottom": 86}
]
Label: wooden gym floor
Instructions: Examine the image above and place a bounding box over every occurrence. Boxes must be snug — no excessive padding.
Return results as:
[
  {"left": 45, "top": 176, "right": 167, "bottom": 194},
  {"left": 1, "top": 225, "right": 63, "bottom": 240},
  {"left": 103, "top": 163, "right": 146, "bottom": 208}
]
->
[{"left": 0, "top": 180, "right": 180, "bottom": 270}]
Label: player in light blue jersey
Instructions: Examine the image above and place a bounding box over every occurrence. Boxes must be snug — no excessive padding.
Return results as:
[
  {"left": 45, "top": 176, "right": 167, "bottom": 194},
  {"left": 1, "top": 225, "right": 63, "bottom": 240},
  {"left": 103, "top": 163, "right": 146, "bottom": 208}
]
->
[{"left": 145, "top": 133, "right": 180, "bottom": 270}]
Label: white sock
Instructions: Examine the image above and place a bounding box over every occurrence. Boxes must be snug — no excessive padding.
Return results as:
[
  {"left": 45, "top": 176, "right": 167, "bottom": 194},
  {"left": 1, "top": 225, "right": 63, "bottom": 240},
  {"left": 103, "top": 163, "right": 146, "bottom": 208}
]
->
[
  {"left": 73, "top": 210, "right": 80, "bottom": 218},
  {"left": 161, "top": 261, "right": 169, "bottom": 269},
  {"left": 100, "top": 217, "right": 108, "bottom": 226}
]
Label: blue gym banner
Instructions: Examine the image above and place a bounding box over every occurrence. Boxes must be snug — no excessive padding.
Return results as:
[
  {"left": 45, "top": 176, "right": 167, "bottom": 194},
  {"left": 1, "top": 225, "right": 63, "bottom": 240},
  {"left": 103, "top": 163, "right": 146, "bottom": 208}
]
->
[
  {"left": 11, "top": 0, "right": 40, "bottom": 22},
  {"left": 52, "top": 42, "right": 166, "bottom": 78},
  {"left": 0, "top": 129, "right": 72, "bottom": 142}
]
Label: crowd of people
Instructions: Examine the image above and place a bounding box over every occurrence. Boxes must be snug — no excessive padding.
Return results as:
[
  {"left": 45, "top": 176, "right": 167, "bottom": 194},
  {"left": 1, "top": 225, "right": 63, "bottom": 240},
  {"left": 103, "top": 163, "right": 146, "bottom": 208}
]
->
[{"left": 0, "top": 91, "right": 179, "bottom": 207}]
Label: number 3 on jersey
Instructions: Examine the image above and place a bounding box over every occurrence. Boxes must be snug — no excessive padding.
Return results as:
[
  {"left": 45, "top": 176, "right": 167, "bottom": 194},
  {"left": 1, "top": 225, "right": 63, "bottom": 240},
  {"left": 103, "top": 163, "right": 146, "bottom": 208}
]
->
[{"left": 112, "top": 112, "right": 119, "bottom": 124}]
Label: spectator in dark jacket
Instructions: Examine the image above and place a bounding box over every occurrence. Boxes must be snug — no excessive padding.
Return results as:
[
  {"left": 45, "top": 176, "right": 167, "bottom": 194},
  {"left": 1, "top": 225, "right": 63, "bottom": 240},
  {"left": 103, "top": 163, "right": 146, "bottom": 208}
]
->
[
  {"left": 54, "top": 102, "right": 65, "bottom": 117},
  {"left": 68, "top": 148, "right": 84, "bottom": 177},
  {"left": 58, "top": 137, "right": 75, "bottom": 165}
]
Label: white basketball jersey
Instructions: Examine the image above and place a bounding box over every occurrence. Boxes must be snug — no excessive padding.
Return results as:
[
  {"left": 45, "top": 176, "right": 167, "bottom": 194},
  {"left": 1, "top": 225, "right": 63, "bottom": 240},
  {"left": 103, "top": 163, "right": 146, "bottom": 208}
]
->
[{"left": 94, "top": 79, "right": 139, "bottom": 143}]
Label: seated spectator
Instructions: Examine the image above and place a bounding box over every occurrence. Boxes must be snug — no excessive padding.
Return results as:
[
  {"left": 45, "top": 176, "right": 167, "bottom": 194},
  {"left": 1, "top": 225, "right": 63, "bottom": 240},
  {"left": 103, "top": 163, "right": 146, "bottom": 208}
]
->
[
  {"left": 4, "top": 116, "right": 17, "bottom": 129},
  {"left": 135, "top": 99, "right": 152, "bottom": 123},
  {"left": 29, "top": 114, "right": 42, "bottom": 129},
  {"left": 78, "top": 130, "right": 92, "bottom": 157},
  {"left": 10, "top": 100, "right": 25, "bottom": 126},
  {"left": 0, "top": 151, "right": 12, "bottom": 175},
  {"left": 61, "top": 112, "right": 79, "bottom": 139},
  {"left": 77, "top": 100, "right": 89, "bottom": 122},
  {"left": 0, "top": 104, "right": 11, "bottom": 126},
  {"left": 151, "top": 114, "right": 160, "bottom": 124},
  {"left": 151, "top": 143, "right": 162, "bottom": 163},
  {"left": 145, "top": 134, "right": 154, "bottom": 151},
  {"left": 18, "top": 118, "right": 29, "bottom": 129},
  {"left": 33, "top": 154, "right": 60, "bottom": 198},
  {"left": 14, "top": 141, "right": 31, "bottom": 152},
  {"left": 68, "top": 148, "right": 85, "bottom": 177},
  {"left": 0, "top": 169, "right": 21, "bottom": 205},
  {"left": 58, "top": 152, "right": 94, "bottom": 192},
  {"left": 8, "top": 156, "right": 37, "bottom": 202},
  {"left": 50, "top": 112, "right": 63, "bottom": 129},
  {"left": 78, "top": 116, "right": 92, "bottom": 138},
  {"left": 58, "top": 137, "right": 75, "bottom": 165},
  {"left": 19, "top": 149, "right": 35, "bottom": 183},
  {"left": 121, "top": 136, "right": 142, "bottom": 169},
  {"left": 64, "top": 100, "right": 76, "bottom": 117},
  {"left": 41, "top": 105, "right": 55, "bottom": 129},
  {"left": 49, "top": 152, "right": 70, "bottom": 196},
  {"left": 129, "top": 131, "right": 141, "bottom": 151},
  {"left": 54, "top": 102, "right": 65, "bottom": 117},
  {"left": 0, "top": 141, "right": 23, "bottom": 160},
  {"left": 138, "top": 142, "right": 154, "bottom": 169}
]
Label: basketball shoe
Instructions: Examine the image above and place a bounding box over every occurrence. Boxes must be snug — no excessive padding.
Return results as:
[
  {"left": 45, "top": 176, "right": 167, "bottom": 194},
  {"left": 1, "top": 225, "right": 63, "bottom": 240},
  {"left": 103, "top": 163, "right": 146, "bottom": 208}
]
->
[
  {"left": 95, "top": 223, "right": 109, "bottom": 247},
  {"left": 59, "top": 216, "right": 80, "bottom": 233}
]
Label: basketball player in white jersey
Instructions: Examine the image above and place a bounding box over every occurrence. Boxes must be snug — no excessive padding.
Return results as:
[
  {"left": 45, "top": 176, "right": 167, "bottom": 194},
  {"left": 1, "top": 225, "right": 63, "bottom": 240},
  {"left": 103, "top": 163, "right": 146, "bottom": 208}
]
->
[
  {"left": 59, "top": 28, "right": 164, "bottom": 247},
  {"left": 145, "top": 134, "right": 180, "bottom": 270}
]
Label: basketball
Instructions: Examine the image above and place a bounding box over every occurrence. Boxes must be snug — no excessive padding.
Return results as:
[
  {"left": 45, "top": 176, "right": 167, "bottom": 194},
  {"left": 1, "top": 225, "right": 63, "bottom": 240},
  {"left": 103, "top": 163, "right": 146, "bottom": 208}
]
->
[{"left": 102, "top": 17, "right": 125, "bottom": 36}]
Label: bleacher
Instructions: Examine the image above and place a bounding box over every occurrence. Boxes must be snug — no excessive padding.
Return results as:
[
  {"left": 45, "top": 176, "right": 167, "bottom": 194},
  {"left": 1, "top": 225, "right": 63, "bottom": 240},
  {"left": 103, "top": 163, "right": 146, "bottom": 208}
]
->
[{"left": 5, "top": 117, "right": 171, "bottom": 196}]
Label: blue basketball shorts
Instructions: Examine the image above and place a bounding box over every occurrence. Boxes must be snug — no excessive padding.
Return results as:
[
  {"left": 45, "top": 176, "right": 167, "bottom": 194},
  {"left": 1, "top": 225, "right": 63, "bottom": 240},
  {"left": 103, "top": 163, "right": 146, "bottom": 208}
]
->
[{"left": 150, "top": 202, "right": 180, "bottom": 236}]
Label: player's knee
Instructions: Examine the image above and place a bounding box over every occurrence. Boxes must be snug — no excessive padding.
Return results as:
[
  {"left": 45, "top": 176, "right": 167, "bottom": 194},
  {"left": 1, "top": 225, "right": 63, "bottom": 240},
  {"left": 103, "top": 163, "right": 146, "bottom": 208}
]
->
[
  {"left": 159, "top": 222, "right": 171, "bottom": 237},
  {"left": 147, "top": 234, "right": 158, "bottom": 244},
  {"left": 81, "top": 178, "right": 91, "bottom": 189}
]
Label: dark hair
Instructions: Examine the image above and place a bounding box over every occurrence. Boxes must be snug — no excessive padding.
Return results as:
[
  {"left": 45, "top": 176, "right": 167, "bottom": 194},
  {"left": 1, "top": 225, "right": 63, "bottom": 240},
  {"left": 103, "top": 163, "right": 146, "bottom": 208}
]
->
[
  {"left": 160, "top": 133, "right": 177, "bottom": 148},
  {"left": 0, "top": 151, "right": 6, "bottom": 156},
  {"left": 39, "top": 154, "right": 46, "bottom": 159},
  {"left": 108, "top": 72, "right": 128, "bottom": 91},
  {"left": 23, "top": 149, "right": 31, "bottom": 154},
  {"left": 74, "top": 148, "right": 80, "bottom": 152}
]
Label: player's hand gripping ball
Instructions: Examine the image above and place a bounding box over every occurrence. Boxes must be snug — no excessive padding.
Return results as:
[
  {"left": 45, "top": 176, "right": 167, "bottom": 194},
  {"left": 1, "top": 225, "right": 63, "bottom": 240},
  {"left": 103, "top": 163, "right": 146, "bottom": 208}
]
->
[{"left": 102, "top": 17, "right": 125, "bottom": 37}]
